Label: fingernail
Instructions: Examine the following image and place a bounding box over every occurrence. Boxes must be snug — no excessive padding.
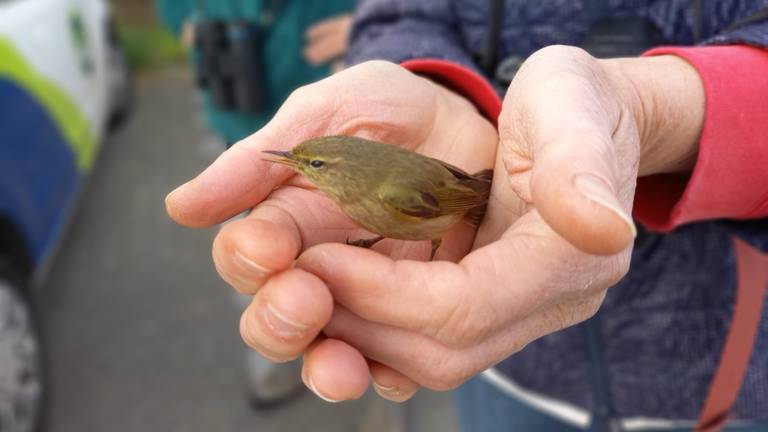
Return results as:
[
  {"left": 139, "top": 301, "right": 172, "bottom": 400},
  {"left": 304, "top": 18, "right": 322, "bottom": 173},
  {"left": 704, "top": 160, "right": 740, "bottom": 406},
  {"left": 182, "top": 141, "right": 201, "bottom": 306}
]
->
[
  {"left": 573, "top": 173, "right": 637, "bottom": 238},
  {"left": 233, "top": 250, "right": 272, "bottom": 276},
  {"left": 263, "top": 301, "right": 309, "bottom": 338},
  {"left": 307, "top": 375, "right": 341, "bottom": 403},
  {"left": 372, "top": 381, "right": 401, "bottom": 399}
]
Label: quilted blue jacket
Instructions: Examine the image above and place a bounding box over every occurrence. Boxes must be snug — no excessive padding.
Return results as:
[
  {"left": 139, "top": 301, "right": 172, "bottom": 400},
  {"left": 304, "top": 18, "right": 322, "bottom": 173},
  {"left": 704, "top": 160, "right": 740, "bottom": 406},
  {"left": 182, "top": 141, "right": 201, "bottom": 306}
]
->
[{"left": 346, "top": 0, "right": 768, "bottom": 422}]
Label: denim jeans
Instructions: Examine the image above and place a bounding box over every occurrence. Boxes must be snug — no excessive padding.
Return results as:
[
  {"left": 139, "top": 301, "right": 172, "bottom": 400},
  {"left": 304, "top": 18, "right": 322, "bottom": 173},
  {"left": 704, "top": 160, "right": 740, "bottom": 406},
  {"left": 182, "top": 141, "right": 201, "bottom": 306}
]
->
[{"left": 454, "top": 375, "right": 768, "bottom": 432}]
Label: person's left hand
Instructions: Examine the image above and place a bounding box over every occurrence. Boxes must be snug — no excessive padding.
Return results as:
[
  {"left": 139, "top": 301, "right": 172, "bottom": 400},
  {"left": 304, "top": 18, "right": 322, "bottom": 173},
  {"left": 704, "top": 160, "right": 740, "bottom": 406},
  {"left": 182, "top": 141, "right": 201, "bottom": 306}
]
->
[
  {"left": 289, "top": 47, "right": 703, "bottom": 403},
  {"left": 304, "top": 15, "right": 353, "bottom": 66}
]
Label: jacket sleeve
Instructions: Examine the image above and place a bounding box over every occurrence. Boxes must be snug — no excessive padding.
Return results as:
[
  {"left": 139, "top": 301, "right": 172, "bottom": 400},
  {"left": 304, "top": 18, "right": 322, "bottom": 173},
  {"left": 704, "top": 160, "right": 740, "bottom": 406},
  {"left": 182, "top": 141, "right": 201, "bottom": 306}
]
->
[
  {"left": 633, "top": 12, "right": 768, "bottom": 251},
  {"left": 701, "top": 4, "right": 768, "bottom": 47},
  {"left": 346, "top": 0, "right": 481, "bottom": 72}
]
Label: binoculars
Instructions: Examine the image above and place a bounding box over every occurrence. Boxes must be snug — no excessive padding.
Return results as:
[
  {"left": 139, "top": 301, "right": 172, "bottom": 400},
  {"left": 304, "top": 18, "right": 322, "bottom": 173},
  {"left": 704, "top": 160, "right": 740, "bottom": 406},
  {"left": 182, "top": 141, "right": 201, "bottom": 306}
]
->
[{"left": 195, "top": 19, "right": 267, "bottom": 113}]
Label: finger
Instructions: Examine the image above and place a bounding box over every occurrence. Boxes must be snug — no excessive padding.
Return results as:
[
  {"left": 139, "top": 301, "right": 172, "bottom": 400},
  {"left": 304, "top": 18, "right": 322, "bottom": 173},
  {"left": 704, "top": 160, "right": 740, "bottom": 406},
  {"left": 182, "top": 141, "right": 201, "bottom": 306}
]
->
[
  {"left": 502, "top": 47, "right": 637, "bottom": 255},
  {"left": 305, "top": 16, "right": 349, "bottom": 42},
  {"left": 324, "top": 293, "right": 604, "bottom": 391},
  {"left": 369, "top": 361, "right": 420, "bottom": 402},
  {"left": 530, "top": 127, "right": 637, "bottom": 255},
  {"left": 165, "top": 133, "right": 291, "bottom": 228},
  {"left": 165, "top": 61, "right": 429, "bottom": 228},
  {"left": 302, "top": 338, "right": 369, "bottom": 402},
  {"left": 212, "top": 206, "right": 302, "bottom": 294},
  {"left": 296, "top": 234, "right": 559, "bottom": 347},
  {"left": 239, "top": 269, "right": 333, "bottom": 362},
  {"left": 298, "top": 211, "right": 621, "bottom": 346},
  {"left": 296, "top": 243, "right": 479, "bottom": 344},
  {"left": 212, "top": 180, "right": 442, "bottom": 297},
  {"left": 165, "top": 74, "right": 344, "bottom": 228},
  {"left": 212, "top": 184, "right": 362, "bottom": 294}
]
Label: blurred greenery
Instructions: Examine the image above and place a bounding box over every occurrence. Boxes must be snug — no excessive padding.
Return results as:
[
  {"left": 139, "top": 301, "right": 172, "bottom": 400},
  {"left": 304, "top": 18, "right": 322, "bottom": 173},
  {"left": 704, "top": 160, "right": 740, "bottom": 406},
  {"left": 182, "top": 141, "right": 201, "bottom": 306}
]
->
[{"left": 118, "top": 25, "right": 186, "bottom": 71}]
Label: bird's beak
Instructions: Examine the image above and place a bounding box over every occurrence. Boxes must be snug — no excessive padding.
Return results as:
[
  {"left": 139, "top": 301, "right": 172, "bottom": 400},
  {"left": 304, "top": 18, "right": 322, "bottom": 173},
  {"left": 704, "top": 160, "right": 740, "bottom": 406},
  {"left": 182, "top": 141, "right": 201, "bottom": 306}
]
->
[{"left": 262, "top": 150, "right": 298, "bottom": 167}]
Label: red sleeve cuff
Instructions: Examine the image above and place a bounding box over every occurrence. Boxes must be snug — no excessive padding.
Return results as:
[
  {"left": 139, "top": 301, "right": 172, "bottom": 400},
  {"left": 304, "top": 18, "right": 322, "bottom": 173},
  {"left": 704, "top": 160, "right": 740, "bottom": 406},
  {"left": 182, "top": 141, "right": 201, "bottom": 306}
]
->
[
  {"left": 633, "top": 45, "right": 768, "bottom": 232},
  {"left": 401, "top": 59, "right": 502, "bottom": 127}
]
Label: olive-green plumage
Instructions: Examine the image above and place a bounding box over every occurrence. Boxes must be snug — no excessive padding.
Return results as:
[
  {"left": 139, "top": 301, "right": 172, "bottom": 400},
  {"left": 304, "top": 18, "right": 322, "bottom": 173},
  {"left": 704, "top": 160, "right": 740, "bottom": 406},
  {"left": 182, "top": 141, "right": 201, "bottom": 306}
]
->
[{"left": 263, "top": 136, "right": 492, "bottom": 259}]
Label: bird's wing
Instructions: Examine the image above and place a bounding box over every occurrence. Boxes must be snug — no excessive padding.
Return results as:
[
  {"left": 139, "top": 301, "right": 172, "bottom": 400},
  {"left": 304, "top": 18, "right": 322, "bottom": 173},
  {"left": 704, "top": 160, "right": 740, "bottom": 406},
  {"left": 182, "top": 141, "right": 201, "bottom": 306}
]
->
[
  {"left": 431, "top": 184, "right": 487, "bottom": 214},
  {"left": 377, "top": 181, "right": 443, "bottom": 219},
  {"left": 377, "top": 176, "right": 485, "bottom": 219},
  {"left": 432, "top": 160, "right": 490, "bottom": 214}
]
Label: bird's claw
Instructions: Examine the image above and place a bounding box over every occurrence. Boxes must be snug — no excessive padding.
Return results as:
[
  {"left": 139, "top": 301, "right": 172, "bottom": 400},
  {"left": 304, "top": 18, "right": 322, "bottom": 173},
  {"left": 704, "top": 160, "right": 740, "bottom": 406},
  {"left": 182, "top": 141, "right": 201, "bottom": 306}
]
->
[{"left": 346, "top": 236, "right": 385, "bottom": 249}]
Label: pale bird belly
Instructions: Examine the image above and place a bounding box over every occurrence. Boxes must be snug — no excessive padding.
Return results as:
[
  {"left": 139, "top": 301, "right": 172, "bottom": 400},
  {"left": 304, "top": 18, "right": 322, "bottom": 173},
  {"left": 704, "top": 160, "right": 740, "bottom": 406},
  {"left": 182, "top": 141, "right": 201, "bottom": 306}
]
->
[{"left": 341, "top": 201, "right": 464, "bottom": 241}]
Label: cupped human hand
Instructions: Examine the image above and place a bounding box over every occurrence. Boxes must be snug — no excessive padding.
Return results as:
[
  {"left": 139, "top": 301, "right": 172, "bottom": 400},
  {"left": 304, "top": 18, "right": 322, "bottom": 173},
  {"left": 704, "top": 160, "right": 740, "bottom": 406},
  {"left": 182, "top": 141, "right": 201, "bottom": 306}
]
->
[
  {"left": 292, "top": 46, "right": 703, "bottom": 402},
  {"left": 166, "top": 46, "right": 704, "bottom": 403},
  {"left": 289, "top": 45, "right": 648, "bottom": 402},
  {"left": 165, "top": 60, "right": 498, "bottom": 400},
  {"left": 166, "top": 60, "right": 498, "bottom": 260}
]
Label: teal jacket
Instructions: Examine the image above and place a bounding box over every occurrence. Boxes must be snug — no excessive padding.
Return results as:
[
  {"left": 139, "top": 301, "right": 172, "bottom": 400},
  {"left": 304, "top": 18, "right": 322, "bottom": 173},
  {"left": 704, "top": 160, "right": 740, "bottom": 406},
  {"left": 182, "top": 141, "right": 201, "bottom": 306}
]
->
[{"left": 156, "top": 0, "right": 355, "bottom": 143}]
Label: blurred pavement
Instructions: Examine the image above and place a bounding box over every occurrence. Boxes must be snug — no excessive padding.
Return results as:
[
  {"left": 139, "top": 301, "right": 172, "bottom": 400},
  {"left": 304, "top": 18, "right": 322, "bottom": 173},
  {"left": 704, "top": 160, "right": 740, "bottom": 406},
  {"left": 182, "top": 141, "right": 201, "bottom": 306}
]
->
[{"left": 38, "top": 67, "right": 459, "bottom": 432}]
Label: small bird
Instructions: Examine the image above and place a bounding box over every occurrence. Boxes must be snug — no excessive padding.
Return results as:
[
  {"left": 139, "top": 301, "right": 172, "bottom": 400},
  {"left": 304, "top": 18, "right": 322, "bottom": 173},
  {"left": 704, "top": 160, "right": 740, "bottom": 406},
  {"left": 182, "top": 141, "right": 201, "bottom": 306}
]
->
[{"left": 263, "top": 136, "right": 493, "bottom": 260}]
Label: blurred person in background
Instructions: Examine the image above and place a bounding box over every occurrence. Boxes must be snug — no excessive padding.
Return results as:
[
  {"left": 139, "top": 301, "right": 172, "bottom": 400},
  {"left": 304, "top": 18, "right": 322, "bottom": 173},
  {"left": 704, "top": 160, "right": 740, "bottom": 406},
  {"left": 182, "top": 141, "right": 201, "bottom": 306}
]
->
[
  {"left": 167, "top": 1, "right": 768, "bottom": 431},
  {"left": 156, "top": 0, "right": 355, "bottom": 146},
  {"left": 155, "top": 0, "right": 356, "bottom": 407}
]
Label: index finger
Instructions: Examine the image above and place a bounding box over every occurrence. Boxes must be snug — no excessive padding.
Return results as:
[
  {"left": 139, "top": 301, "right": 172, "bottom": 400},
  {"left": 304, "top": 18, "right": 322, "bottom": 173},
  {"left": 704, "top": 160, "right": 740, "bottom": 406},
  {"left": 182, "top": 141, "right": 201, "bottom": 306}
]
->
[
  {"left": 296, "top": 210, "right": 623, "bottom": 347},
  {"left": 165, "top": 60, "right": 434, "bottom": 228},
  {"left": 294, "top": 234, "right": 558, "bottom": 347},
  {"left": 164, "top": 94, "right": 332, "bottom": 227}
]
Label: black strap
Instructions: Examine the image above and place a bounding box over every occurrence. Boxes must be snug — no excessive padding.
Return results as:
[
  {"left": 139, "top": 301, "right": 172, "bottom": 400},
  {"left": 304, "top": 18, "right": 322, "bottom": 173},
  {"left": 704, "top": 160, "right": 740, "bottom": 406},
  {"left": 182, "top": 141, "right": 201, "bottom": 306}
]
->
[
  {"left": 694, "top": 1, "right": 768, "bottom": 43},
  {"left": 723, "top": 6, "right": 768, "bottom": 33},
  {"left": 583, "top": 313, "right": 623, "bottom": 432},
  {"left": 482, "top": 0, "right": 505, "bottom": 75},
  {"left": 483, "top": 0, "right": 609, "bottom": 76},
  {"left": 693, "top": 0, "right": 703, "bottom": 43}
]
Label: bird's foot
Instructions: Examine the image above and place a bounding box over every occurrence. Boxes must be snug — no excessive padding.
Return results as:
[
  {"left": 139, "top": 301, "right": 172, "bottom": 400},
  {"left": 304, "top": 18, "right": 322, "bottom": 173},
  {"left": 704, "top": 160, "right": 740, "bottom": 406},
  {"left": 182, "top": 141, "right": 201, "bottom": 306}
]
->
[
  {"left": 430, "top": 239, "right": 442, "bottom": 261},
  {"left": 345, "top": 236, "right": 385, "bottom": 249}
]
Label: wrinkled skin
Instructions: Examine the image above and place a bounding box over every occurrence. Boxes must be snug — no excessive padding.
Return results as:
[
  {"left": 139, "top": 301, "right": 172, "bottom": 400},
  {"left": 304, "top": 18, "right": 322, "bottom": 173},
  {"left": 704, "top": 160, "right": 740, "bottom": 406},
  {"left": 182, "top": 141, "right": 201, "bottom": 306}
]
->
[{"left": 166, "top": 45, "right": 703, "bottom": 402}]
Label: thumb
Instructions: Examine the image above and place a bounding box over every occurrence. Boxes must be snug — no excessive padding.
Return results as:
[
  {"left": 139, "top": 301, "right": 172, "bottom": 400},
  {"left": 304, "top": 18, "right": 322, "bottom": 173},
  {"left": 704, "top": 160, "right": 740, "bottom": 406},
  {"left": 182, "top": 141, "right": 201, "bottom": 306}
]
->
[
  {"left": 502, "top": 46, "right": 639, "bottom": 256},
  {"left": 529, "top": 127, "right": 637, "bottom": 255}
]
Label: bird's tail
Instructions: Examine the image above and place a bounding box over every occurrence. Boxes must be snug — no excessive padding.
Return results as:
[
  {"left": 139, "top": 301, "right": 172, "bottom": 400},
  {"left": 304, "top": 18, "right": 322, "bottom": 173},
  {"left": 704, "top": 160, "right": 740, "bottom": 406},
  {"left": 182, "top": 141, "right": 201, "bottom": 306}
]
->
[{"left": 465, "top": 169, "right": 493, "bottom": 226}]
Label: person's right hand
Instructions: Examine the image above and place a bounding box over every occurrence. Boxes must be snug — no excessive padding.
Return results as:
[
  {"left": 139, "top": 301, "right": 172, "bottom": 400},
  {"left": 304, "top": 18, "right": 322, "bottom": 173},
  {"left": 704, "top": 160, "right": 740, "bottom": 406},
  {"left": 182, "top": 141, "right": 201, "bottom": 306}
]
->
[
  {"left": 165, "top": 60, "right": 498, "bottom": 398},
  {"left": 166, "top": 60, "right": 497, "bottom": 259}
]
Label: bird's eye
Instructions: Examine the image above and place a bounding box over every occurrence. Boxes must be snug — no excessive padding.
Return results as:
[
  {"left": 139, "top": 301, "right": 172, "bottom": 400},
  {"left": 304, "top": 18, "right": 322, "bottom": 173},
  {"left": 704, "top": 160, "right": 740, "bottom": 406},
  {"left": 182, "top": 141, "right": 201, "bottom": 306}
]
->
[{"left": 310, "top": 160, "right": 325, "bottom": 168}]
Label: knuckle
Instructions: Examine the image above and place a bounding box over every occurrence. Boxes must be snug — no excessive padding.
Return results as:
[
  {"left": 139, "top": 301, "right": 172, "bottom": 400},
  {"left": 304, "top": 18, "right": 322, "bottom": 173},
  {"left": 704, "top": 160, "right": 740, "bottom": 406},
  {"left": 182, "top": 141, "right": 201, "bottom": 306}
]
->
[
  {"left": 413, "top": 343, "right": 485, "bottom": 392},
  {"left": 603, "top": 253, "right": 631, "bottom": 287},
  {"left": 535, "top": 73, "right": 594, "bottom": 101},
  {"left": 530, "top": 44, "right": 591, "bottom": 63},
  {"left": 359, "top": 59, "right": 399, "bottom": 71},
  {"left": 420, "top": 356, "right": 470, "bottom": 391},
  {"left": 239, "top": 310, "right": 262, "bottom": 351},
  {"left": 238, "top": 307, "right": 299, "bottom": 363},
  {"left": 544, "top": 293, "right": 606, "bottom": 333},
  {"left": 286, "top": 85, "right": 310, "bottom": 103},
  {"left": 582, "top": 293, "right": 605, "bottom": 319},
  {"left": 544, "top": 302, "right": 576, "bottom": 331},
  {"left": 285, "top": 84, "right": 325, "bottom": 112}
]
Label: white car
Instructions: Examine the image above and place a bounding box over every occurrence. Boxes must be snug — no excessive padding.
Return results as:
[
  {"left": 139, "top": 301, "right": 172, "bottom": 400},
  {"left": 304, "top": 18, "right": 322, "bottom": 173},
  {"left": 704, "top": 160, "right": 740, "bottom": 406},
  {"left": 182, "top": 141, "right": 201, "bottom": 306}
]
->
[{"left": 0, "top": 0, "right": 132, "bottom": 430}]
